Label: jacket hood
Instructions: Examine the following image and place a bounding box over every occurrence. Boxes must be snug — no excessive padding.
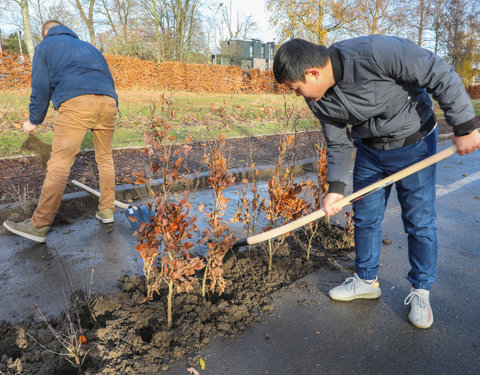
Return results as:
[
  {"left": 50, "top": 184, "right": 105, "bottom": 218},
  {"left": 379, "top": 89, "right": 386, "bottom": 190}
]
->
[{"left": 45, "top": 25, "right": 79, "bottom": 39}]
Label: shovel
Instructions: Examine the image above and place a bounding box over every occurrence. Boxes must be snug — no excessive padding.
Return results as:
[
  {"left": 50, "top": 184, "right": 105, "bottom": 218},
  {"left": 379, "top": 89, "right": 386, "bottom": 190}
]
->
[
  {"left": 71, "top": 179, "right": 152, "bottom": 231},
  {"left": 233, "top": 144, "right": 458, "bottom": 248}
]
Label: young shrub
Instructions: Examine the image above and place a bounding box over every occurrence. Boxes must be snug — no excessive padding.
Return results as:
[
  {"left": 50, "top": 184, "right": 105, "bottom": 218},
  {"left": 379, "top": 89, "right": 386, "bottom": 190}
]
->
[
  {"left": 134, "top": 110, "right": 204, "bottom": 330},
  {"left": 262, "top": 135, "right": 310, "bottom": 272},
  {"left": 231, "top": 162, "right": 265, "bottom": 253},
  {"left": 300, "top": 143, "right": 329, "bottom": 260},
  {"left": 200, "top": 133, "right": 236, "bottom": 298}
]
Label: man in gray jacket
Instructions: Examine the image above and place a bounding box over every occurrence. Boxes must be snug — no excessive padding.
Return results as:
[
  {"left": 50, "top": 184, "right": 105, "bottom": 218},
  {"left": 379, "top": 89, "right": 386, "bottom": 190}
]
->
[{"left": 273, "top": 36, "right": 480, "bottom": 329}]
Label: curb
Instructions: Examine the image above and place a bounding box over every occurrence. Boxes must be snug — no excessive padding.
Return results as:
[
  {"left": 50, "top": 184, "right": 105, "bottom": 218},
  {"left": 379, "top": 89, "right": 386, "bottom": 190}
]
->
[
  {"left": 0, "top": 157, "right": 317, "bottom": 221},
  {"left": 0, "top": 132, "right": 454, "bottom": 221}
]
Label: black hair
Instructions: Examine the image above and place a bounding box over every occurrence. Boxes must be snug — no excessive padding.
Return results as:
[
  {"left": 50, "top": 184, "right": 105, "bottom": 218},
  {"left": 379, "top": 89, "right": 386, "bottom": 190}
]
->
[{"left": 273, "top": 38, "right": 329, "bottom": 83}]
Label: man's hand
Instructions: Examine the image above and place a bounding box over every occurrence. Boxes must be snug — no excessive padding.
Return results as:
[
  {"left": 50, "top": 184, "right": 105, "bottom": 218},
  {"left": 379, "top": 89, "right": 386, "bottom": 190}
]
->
[
  {"left": 323, "top": 192, "right": 345, "bottom": 216},
  {"left": 453, "top": 129, "right": 480, "bottom": 156},
  {"left": 22, "top": 120, "right": 37, "bottom": 134}
]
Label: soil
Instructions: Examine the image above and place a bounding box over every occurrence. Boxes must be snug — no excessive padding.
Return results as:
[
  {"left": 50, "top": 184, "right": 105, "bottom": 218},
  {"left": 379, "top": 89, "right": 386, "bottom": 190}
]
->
[
  {"left": 0, "top": 118, "right": 467, "bottom": 374},
  {"left": 0, "top": 224, "right": 354, "bottom": 375}
]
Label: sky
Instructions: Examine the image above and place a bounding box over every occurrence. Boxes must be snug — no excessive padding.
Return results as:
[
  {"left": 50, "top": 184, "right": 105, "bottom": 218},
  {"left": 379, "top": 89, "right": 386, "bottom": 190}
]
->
[
  {"left": 0, "top": 0, "right": 277, "bottom": 43},
  {"left": 232, "top": 0, "right": 276, "bottom": 42}
]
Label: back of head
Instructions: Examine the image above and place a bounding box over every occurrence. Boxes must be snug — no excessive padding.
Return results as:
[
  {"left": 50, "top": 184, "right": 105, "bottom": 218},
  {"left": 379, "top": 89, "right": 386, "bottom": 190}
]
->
[
  {"left": 273, "top": 38, "right": 329, "bottom": 83},
  {"left": 42, "top": 20, "right": 63, "bottom": 39}
]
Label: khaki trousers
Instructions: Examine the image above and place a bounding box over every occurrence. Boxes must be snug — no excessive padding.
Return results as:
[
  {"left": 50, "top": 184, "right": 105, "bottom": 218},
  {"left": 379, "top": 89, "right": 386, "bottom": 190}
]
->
[{"left": 31, "top": 95, "right": 117, "bottom": 228}]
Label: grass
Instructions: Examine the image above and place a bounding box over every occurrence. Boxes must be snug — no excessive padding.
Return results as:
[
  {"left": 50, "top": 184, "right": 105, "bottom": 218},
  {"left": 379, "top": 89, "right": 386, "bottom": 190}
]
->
[
  {"left": 1, "top": 89, "right": 478, "bottom": 157},
  {"left": 0, "top": 89, "right": 314, "bottom": 157}
]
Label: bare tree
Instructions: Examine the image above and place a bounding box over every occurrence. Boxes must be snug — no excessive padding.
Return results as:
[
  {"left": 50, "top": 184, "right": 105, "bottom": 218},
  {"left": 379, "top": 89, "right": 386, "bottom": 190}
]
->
[
  {"left": 442, "top": 0, "right": 480, "bottom": 71},
  {"left": 345, "top": 0, "right": 399, "bottom": 36},
  {"left": 10, "top": 0, "right": 34, "bottom": 59},
  {"left": 169, "top": 0, "right": 200, "bottom": 60},
  {"left": 396, "top": 0, "right": 431, "bottom": 46},
  {"left": 220, "top": 1, "right": 257, "bottom": 40},
  {"left": 30, "top": 0, "right": 78, "bottom": 43},
  {"left": 99, "top": 0, "right": 137, "bottom": 54},
  {"left": 75, "top": 0, "right": 96, "bottom": 46},
  {"left": 141, "top": 0, "right": 171, "bottom": 62},
  {"left": 429, "top": 0, "right": 448, "bottom": 54}
]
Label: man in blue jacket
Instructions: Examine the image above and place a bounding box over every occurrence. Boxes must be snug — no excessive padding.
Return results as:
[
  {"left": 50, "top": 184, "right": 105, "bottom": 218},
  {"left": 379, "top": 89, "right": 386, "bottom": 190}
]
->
[
  {"left": 273, "top": 36, "right": 480, "bottom": 329},
  {"left": 3, "top": 20, "right": 118, "bottom": 243}
]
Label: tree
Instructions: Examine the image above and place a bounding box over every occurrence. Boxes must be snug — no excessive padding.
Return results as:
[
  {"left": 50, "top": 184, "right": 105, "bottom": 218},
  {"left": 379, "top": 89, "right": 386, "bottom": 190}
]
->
[
  {"left": 266, "top": 0, "right": 357, "bottom": 45},
  {"left": 99, "top": 0, "right": 137, "bottom": 55},
  {"left": 344, "top": 0, "right": 400, "bottom": 37},
  {"left": 219, "top": 1, "right": 257, "bottom": 40},
  {"left": 441, "top": 0, "right": 480, "bottom": 81},
  {"left": 30, "top": 0, "right": 79, "bottom": 44},
  {"left": 168, "top": 0, "right": 202, "bottom": 61},
  {"left": 141, "top": 0, "right": 170, "bottom": 62},
  {"left": 3, "top": 32, "right": 27, "bottom": 54},
  {"left": 75, "top": 0, "right": 96, "bottom": 46},
  {"left": 393, "top": 0, "right": 432, "bottom": 47},
  {"left": 10, "top": 0, "right": 34, "bottom": 59},
  {"left": 429, "top": 0, "right": 448, "bottom": 54}
]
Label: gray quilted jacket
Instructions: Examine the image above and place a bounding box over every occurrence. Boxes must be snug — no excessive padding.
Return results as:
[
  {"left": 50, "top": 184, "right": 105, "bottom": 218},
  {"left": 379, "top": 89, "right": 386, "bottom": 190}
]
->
[{"left": 307, "top": 35, "right": 476, "bottom": 194}]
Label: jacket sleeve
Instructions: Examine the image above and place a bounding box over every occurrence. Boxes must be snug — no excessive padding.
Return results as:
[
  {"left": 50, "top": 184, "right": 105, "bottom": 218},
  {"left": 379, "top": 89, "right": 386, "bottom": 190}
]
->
[
  {"left": 29, "top": 44, "right": 53, "bottom": 125},
  {"left": 370, "top": 36, "right": 476, "bottom": 136},
  {"left": 320, "top": 117, "right": 353, "bottom": 195}
]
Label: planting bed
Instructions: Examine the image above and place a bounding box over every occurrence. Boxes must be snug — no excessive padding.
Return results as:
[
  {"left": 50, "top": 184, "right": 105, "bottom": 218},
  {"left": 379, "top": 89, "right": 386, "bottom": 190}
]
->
[
  {"left": 0, "top": 221, "right": 354, "bottom": 374},
  {"left": 1, "top": 130, "right": 325, "bottom": 206}
]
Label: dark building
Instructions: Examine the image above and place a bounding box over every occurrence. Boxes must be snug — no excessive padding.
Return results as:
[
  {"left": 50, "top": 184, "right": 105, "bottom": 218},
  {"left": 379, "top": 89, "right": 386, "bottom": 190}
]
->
[{"left": 211, "top": 39, "right": 276, "bottom": 71}]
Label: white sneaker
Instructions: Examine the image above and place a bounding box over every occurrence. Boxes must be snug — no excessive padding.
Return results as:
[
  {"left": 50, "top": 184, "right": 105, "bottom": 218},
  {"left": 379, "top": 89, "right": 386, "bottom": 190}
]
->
[
  {"left": 329, "top": 273, "right": 382, "bottom": 301},
  {"left": 404, "top": 288, "right": 433, "bottom": 329}
]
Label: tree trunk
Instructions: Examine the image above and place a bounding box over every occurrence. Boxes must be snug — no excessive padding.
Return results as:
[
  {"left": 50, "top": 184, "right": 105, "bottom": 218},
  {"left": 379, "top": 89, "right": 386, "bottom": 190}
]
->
[
  {"left": 20, "top": 0, "right": 35, "bottom": 60},
  {"left": 76, "top": 0, "right": 97, "bottom": 47}
]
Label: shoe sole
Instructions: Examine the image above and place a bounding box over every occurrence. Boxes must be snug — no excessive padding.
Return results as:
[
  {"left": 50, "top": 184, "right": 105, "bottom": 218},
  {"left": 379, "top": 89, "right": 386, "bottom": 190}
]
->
[
  {"left": 329, "top": 289, "right": 382, "bottom": 301},
  {"left": 408, "top": 314, "right": 433, "bottom": 329},
  {"left": 3, "top": 222, "right": 46, "bottom": 243},
  {"left": 95, "top": 213, "right": 114, "bottom": 224}
]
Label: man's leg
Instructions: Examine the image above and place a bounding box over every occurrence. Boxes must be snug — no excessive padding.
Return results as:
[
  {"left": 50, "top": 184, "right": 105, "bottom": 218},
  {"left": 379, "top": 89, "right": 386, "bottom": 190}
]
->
[
  {"left": 395, "top": 129, "right": 438, "bottom": 329},
  {"left": 396, "top": 129, "right": 438, "bottom": 290},
  {"left": 31, "top": 99, "right": 90, "bottom": 228},
  {"left": 329, "top": 140, "right": 389, "bottom": 301},
  {"left": 91, "top": 96, "right": 116, "bottom": 214},
  {"left": 352, "top": 141, "right": 392, "bottom": 280}
]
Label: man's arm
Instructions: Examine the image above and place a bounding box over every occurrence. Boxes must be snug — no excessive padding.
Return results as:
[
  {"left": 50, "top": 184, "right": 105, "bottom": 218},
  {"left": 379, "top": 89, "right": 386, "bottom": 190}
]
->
[
  {"left": 318, "top": 117, "right": 353, "bottom": 216},
  {"left": 28, "top": 44, "right": 52, "bottom": 126},
  {"left": 319, "top": 117, "right": 353, "bottom": 195},
  {"left": 371, "top": 36, "right": 478, "bottom": 153}
]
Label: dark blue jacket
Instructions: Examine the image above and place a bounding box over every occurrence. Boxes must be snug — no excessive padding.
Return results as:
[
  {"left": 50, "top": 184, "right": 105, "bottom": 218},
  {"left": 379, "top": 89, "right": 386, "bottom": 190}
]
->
[{"left": 29, "top": 25, "right": 118, "bottom": 125}]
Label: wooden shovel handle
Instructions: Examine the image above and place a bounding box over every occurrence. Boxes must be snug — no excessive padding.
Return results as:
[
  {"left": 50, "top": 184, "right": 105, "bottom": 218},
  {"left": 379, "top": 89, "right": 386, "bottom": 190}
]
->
[
  {"left": 71, "top": 179, "right": 130, "bottom": 210},
  {"left": 246, "top": 145, "right": 457, "bottom": 245}
]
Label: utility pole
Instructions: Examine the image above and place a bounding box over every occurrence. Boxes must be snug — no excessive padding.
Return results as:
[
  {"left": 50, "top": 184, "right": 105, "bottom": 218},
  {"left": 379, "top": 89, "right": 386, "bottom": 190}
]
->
[{"left": 18, "top": 30, "right": 23, "bottom": 55}]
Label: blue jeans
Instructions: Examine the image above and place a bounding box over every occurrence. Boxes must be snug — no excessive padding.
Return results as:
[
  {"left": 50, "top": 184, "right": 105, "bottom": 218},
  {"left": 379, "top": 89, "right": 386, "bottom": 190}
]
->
[{"left": 352, "top": 128, "right": 438, "bottom": 290}]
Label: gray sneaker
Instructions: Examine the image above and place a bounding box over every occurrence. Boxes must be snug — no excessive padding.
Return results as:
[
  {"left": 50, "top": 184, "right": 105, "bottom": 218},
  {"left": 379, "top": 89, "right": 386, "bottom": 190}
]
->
[
  {"left": 404, "top": 288, "right": 433, "bottom": 329},
  {"left": 96, "top": 208, "right": 114, "bottom": 224},
  {"left": 3, "top": 219, "right": 49, "bottom": 243},
  {"left": 329, "top": 273, "right": 382, "bottom": 301}
]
